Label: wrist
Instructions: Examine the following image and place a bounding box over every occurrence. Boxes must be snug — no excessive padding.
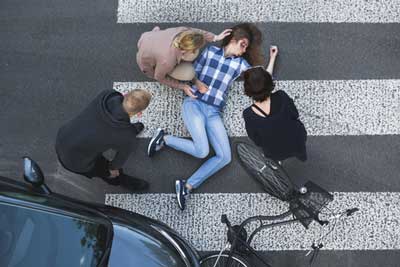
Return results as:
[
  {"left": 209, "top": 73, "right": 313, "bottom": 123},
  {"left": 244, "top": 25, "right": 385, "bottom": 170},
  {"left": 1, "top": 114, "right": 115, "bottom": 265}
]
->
[{"left": 268, "top": 59, "right": 276, "bottom": 66}]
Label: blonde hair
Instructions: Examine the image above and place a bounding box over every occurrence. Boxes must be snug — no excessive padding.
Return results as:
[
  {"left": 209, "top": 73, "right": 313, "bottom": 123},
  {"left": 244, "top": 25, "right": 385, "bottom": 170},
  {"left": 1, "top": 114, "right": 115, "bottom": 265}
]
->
[
  {"left": 123, "top": 89, "right": 152, "bottom": 114},
  {"left": 173, "top": 31, "right": 205, "bottom": 52}
]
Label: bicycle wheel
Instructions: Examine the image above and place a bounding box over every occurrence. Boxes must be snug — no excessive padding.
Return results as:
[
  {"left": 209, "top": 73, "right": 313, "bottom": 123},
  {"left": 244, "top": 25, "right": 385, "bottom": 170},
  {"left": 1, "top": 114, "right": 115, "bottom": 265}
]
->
[
  {"left": 200, "top": 253, "right": 249, "bottom": 267},
  {"left": 236, "top": 141, "right": 294, "bottom": 201}
]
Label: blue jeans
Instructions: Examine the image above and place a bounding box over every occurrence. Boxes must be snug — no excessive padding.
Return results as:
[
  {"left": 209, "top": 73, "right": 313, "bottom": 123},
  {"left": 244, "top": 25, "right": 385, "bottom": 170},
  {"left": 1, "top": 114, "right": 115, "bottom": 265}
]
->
[{"left": 165, "top": 98, "right": 231, "bottom": 189}]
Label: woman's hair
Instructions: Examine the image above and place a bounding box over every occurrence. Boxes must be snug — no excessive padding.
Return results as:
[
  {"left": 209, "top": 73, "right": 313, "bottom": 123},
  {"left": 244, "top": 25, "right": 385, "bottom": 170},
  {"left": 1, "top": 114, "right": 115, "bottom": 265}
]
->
[
  {"left": 173, "top": 31, "right": 206, "bottom": 52},
  {"left": 243, "top": 67, "right": 275, "bottom": 102},
  {"left": 221, "top": 23, "right": 265, "bottom": 66},
  {"left": 123, "top": 89, "right": 152, "bottom": 114}
]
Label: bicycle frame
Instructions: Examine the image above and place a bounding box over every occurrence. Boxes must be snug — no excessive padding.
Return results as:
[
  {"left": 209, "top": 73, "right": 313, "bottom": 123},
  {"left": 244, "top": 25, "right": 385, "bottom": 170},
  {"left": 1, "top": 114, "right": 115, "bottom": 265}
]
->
[
  {"left": 220, "top": 211, "right": 318, "bottom": 267},
  {"left": 218, "top": 206, "right": 358, "bottom": 267}
]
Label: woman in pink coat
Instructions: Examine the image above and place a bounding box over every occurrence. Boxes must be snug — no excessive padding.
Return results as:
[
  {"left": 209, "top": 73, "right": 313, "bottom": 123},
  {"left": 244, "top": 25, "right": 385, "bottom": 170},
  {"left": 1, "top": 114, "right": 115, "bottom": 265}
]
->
[{"left": 137, "top": 26, "right": 231, "bottom": 97}]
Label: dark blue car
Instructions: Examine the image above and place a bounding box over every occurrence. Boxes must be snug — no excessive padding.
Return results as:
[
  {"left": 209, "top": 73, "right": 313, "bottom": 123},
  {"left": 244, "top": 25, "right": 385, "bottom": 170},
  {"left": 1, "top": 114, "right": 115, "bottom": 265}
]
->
[{"left": 0, "top": 157, "right": 200, "bottom": 267}]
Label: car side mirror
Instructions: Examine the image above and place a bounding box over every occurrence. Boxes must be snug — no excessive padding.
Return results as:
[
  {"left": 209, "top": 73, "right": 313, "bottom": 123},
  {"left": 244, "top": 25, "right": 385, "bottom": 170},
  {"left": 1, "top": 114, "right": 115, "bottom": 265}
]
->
[{"left": 23, "top": 157, "right": 51, "bottom": 195}]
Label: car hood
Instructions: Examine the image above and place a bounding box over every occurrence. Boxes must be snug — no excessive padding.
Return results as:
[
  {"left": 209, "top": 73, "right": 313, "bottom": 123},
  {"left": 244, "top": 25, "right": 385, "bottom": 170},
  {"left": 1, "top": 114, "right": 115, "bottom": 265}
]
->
[{"left": 100, "top": 206, "right": 200, "bottom": 267}]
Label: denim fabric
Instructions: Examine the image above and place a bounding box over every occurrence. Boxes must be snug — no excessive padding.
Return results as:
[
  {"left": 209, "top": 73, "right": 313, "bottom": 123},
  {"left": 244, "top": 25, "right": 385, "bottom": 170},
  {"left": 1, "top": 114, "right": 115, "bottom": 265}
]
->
[{"left": 165, "top": 97, "right": 231, "bottom": 188}]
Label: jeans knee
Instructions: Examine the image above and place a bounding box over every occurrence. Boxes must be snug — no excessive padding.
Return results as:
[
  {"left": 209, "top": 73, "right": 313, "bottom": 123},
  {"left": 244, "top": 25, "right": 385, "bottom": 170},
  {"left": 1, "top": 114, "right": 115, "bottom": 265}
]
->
[
  {"left": 195, "top": 145, "right": 209, "bottom": 159},
  {"left": 219, "top": 152, "right": 231, "bottom": 167}
]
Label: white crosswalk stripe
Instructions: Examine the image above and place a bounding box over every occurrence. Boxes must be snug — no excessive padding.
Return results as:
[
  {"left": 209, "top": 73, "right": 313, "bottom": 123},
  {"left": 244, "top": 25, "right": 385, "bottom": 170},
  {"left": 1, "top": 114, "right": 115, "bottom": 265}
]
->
[
  {"left": 115, "top": 80, "right": 400, "bottom": 137},
  {"left": 117, "top": 0, "right": 400, "bottom": 23},
  {"left": 106, "top": 192, "right": 400, "bottom": 251}
]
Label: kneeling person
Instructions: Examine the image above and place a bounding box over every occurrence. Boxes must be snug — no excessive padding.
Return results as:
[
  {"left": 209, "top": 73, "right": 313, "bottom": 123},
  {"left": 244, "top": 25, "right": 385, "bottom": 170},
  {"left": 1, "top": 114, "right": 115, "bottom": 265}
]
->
[
  {"left": 243, "top": 47, "right": 307, "bottom": 162},
  {"left": 55, "top": 89, "right": 151, "bottom": 191}
]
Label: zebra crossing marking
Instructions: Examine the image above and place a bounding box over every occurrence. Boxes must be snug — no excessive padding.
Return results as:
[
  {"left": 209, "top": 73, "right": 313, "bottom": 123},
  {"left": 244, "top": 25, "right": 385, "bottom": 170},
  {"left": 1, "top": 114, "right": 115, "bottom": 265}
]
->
[
  {"left": 117, "top": 0, "right": 400, "bottom": 23},
  {"left": 106, "top": 192, "right": 400, "bottom": 251},
  {"left": 114, "top": 80, "right": 400, "bottom": 137}
]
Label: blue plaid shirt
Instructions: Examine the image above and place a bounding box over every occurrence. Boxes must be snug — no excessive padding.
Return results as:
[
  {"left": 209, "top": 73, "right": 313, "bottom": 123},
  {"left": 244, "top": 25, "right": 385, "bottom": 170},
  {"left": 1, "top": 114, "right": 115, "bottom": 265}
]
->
[{"left": 191, "top": 45, "right": 250, "bottom": 109}]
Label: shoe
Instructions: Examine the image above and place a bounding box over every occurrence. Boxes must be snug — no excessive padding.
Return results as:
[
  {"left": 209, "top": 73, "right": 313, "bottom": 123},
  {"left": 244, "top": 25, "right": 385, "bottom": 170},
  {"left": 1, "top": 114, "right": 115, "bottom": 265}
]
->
[
  {"left": 119, "top": 174, "right": 149, "bottom": 191},
  {"left": 148, "top": 128, "right": 165, "bottom": 157},
  {"left": 102, "top": 172, "right": 149, "bottom": 191},
  {"left": 133, "top": 122, "right": 144, "bottom": 134},
  {"left": 175, "top": 179, "right": 189, "bottom": 210},
  {"left": 101, "top": 176, "right": 121, "bottom": 186}
]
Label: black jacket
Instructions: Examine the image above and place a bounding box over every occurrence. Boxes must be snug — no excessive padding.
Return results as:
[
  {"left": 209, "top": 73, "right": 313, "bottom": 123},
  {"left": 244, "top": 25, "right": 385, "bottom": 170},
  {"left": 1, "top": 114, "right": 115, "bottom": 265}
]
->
[
  {"left": 243, "top": 90, "right": 307, "bottom": 161},
  {"left": 56, "top": 89, "right": 139, "bottom": 173}
]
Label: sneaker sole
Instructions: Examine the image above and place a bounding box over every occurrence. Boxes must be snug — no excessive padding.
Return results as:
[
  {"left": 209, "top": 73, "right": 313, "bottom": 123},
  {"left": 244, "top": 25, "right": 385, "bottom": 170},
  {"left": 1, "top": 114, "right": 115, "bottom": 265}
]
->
[
  {"left": 175, "top": 180, "right": 184, "bottom": 210},
  {"left": 147, "top": 128, "right": 162, "bottom": 157}
]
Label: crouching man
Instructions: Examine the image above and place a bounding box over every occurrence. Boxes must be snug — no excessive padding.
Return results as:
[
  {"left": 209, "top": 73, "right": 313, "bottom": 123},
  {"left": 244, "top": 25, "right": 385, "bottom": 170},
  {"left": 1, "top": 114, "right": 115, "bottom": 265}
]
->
[{"left": 55, "top": 89, "right": 151, "bottom": 191}]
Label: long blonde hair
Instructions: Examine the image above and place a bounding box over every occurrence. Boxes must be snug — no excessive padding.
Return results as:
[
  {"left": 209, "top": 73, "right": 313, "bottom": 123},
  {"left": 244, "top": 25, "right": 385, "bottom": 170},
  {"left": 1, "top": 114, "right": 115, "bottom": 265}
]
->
[{"left": 173, "top": 31, "right": 205, "bottom": 52}]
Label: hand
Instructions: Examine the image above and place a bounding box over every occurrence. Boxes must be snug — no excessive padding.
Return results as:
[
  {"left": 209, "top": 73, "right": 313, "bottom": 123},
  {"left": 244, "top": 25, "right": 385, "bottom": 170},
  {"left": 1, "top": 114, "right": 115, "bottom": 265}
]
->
[
  {"left": 270, "top": 45, "right": 278, "bottom": 58},
  {"left": 109, "top": 169, "right": 120, "bottom": 178},
  {"left": 183, "top": 84, "right": 197, "bottom": 98},
  {"left": 214, "top": 29, "right": 232, "bottom": 42},
  {"left": 195, "top": 80, "right": 209, "bottom": 94}
]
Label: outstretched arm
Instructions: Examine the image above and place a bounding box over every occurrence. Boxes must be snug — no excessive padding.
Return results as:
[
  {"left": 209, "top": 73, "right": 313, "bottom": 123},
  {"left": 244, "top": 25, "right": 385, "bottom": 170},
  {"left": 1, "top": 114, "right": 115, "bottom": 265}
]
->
[{"left": 266, "top": 45, "right": 278, "bottom": 76}]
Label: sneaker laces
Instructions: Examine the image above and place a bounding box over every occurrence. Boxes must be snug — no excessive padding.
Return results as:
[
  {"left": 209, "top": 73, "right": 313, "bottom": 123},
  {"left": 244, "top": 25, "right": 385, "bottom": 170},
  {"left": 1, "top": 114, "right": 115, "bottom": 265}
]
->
[
  {"left": 183, "top": 183, "right": 190, "bottom": 196},
  {"left": 155, "top": 135, "right": 165, "bottom": 151}
]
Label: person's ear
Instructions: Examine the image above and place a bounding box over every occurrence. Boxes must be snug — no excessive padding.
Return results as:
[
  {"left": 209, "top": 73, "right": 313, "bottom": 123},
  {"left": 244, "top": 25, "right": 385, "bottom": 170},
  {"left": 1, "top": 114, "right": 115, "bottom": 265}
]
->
[
  {"left": 239, "top": 39, "right": 248, "bottom": 49},
  {"left": 136, "top": 111, "right": 143, "bottom": 118}
]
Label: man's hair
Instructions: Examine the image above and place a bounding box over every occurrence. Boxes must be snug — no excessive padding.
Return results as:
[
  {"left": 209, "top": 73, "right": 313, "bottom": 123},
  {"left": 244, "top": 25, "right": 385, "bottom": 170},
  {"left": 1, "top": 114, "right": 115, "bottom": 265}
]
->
[
  {"left": 221, "top": 23, "right": 265, "bottom": 66},
  {"left": 123, "top": 89, "right": 152, "bottom": 114},
  {"left": 243, "top": 67, "right": 275, "bottom": 102}
]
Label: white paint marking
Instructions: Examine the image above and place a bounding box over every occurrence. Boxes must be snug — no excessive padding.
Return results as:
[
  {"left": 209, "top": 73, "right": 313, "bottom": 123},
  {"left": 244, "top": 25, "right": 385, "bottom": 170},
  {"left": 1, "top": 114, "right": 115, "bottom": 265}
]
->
[
  {"left": 117, "top": 0, "right": 400, "bottom": 23},
  {"left": 114, "top": 80, "right": 400, "bottom": 137},
  {"left": 106, "top": 192, "right": 400, "bottom": 251}
]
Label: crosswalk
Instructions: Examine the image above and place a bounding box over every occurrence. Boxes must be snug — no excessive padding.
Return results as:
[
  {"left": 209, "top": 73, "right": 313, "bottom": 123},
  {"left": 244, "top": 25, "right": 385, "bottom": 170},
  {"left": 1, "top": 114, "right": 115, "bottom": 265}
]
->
[
  {"left": 117, "top": 0, "right": 400, "bottom": 23},
  {"left": 115, "top": 80, "right": 400, "bottom": 137},
  {"left": 106, "top": 0, "right": 400, "bottom": 264},
  {"left": 106, "top": 192, "right": 400, "bottom": 250}
]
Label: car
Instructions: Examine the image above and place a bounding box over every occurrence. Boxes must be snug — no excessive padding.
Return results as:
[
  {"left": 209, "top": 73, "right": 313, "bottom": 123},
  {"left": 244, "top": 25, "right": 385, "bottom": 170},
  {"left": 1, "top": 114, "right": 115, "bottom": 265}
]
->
[{"left": 0, "top": 157, "right": 200, "bottom": 267}]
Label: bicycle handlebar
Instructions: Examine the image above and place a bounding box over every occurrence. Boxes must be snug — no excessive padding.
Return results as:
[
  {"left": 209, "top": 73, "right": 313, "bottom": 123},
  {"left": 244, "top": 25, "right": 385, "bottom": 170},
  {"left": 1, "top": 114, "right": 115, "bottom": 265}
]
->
[{"left": 307, "top": 207, "right": 359, "bottom": 266}]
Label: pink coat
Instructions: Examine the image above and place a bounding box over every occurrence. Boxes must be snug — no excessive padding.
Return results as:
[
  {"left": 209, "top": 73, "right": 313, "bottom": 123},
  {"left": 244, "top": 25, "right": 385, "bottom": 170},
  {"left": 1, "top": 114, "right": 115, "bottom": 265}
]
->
[{"left": 136, "top": 26, "right": 215, "bottom": 89}]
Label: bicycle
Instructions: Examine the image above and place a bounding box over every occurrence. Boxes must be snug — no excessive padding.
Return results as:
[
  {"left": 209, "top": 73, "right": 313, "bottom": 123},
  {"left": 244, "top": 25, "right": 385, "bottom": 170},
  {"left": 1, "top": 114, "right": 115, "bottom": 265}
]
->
[{"left": 199, "top": 141, "right": 359, "bottom": 267}]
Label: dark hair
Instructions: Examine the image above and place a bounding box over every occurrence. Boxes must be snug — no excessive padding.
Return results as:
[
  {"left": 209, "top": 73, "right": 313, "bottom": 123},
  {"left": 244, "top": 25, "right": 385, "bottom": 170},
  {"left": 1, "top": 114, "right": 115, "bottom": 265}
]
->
[
  {"left": 243, "top": 67, "right": 275, "bottom": 102},
  {"left": 221, "top": 23, "right": 265, "bottom": 66}
]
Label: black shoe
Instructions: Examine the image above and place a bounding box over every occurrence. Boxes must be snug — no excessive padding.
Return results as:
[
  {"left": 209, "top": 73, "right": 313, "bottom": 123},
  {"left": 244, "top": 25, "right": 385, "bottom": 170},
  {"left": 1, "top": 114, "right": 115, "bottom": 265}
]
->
[
  {"left": 133, "top": 122, "right": 144, "bottom": 134},
  {"left": 175, "top": 179, "right": 189, "bottom": 210},
  {"left": 119, "top": 174, "right": 149, "bottom": 191},
  {"left": 101, "top": 176, "right": 121, "bottom": 186},
  {"left": 102, "top": 174, "right": 149, "bottom": 191},
  {"left": 148, "top": 128, "right": 165, "bottom": 157}
]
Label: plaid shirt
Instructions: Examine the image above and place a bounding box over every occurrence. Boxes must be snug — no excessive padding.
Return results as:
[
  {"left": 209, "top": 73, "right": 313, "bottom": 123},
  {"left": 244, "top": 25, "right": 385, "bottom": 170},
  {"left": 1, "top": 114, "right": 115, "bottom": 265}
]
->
[{"left": 191, "top": 45, "right": 250, "bottom": 109}]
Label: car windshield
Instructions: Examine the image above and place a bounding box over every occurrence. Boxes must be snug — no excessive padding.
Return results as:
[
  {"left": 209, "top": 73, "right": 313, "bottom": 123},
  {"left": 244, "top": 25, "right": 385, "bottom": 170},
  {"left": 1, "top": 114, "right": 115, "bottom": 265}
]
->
[
  {"left": 108, "top": 223, "right": 187, "bottom": 267},
  {"left": 0, "top": 201, "right": 109, "bottom": 267}
]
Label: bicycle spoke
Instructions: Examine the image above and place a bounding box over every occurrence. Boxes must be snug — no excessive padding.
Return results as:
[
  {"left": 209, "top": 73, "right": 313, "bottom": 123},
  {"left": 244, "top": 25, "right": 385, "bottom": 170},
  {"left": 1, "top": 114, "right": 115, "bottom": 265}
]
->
[{"left": 236, "top": 142, "right": 294, "bottom": 201}]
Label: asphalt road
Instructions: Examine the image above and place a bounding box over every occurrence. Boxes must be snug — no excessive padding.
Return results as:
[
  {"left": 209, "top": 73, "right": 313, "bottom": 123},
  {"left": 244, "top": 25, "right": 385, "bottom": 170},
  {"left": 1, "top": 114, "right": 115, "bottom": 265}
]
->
[{"left": 1, "top": 0, "right": 399, "bottom": 266}]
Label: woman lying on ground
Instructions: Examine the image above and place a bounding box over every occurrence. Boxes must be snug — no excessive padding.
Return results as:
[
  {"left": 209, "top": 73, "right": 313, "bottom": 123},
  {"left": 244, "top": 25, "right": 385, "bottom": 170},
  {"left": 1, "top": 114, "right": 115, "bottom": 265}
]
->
[{"left": 148, "top": 23, "right": 265, "bottom": 210}]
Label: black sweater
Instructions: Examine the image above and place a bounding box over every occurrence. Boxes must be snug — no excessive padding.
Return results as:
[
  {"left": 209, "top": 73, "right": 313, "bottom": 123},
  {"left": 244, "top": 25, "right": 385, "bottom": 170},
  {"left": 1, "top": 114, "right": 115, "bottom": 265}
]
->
[
  {"left": 243, "top": 90, "right": 307, "bottom": 161},
  {"left": 55, "top": 89, "right": 139, "bottom": 173}
]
